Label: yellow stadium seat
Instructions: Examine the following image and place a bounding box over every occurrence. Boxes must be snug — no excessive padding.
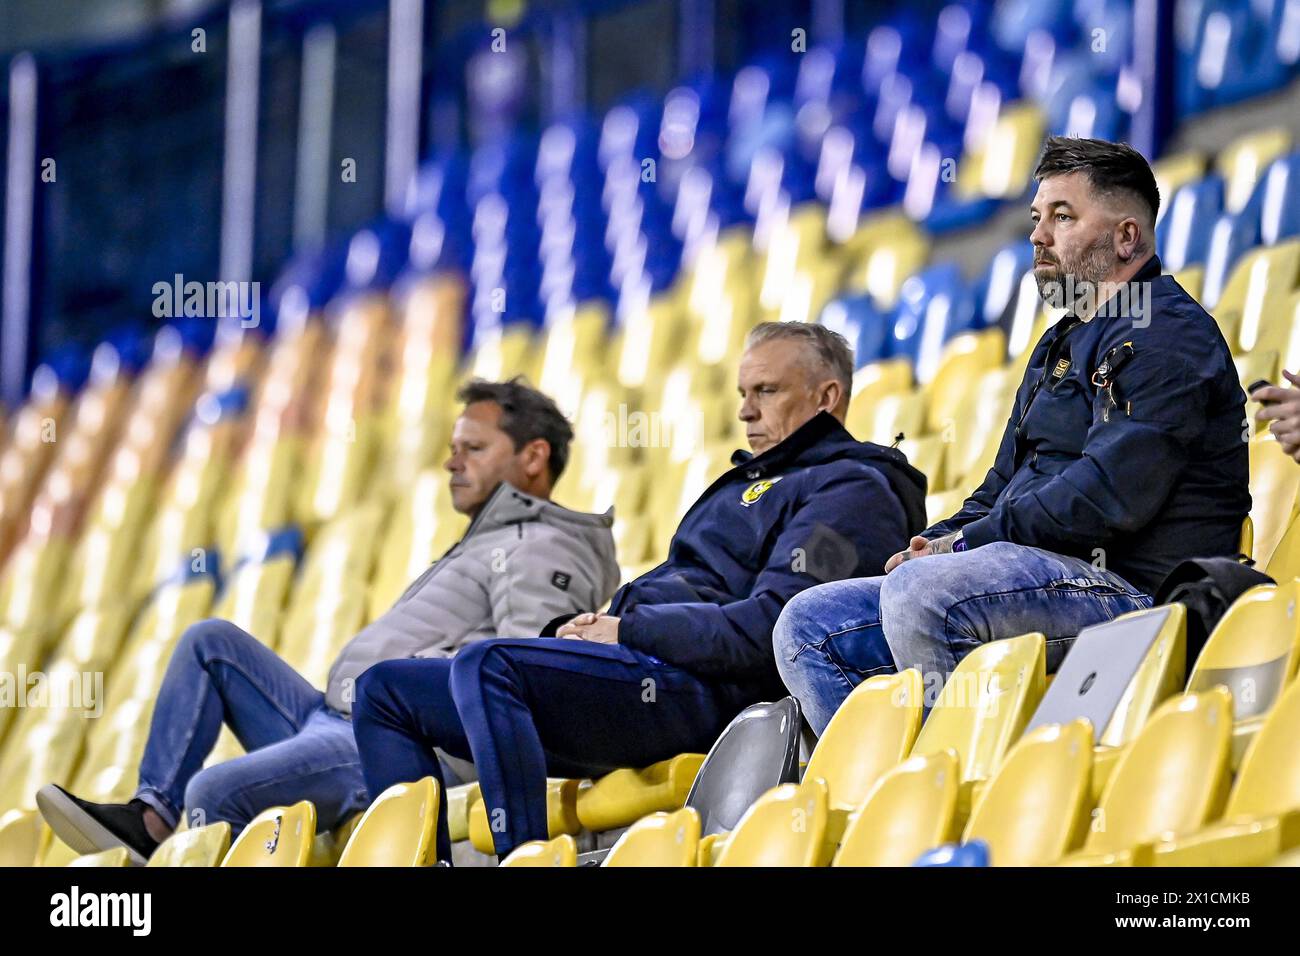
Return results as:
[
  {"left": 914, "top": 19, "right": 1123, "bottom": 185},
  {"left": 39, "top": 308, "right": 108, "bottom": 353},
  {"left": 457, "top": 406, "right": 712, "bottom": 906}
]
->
[
  {"left": 467, "top": 778, "right": 582, "bottom": 855},
  {"left": 944, "top": 366, "right": 1017, "bottom": 490},
  {"left": 1266, "top": 512, "right": 1300, "bottom": 583},
  {"left": 575, "top": 754, "right": 705, "bottom": 834},
  {"left": 845, "top": 359, "right": 914, "bottom": 441},
  {"left": 844, "top": 226, "right": 930, "bottom": 309},
  {"left": 221, "top": 801, "right": 317, "bottom": 867},
  {"left": 602, "top": 807, "right": 701, "bottom": 867},
  {"left": 714, "top": 777, "right": 829, "bottom": 868},
  {"left": 1154, "top": 677, "right": 1300, "bottom": 866},
  {"left": 1248, "top": 433, "right": 1300, "bottom": 567},
  {"left": 1215, "top": 127, "right": 1292, "bottom": 215},
  {"left": 961, "top": 102, "right": 1046, "bottom": 200},
  {"left": 803, "top": 670, "right": 924, "bottom": 846},
  {"left": 212, "top": 555, "right": 296, "bottom": 647},
  {"left": 922, "top": 330, "right": 1007, "bottom": 433},
  {"left": 1217, "top": 239, "right": 1300, "bottom": 351},
  {"left": 1060, "top": 689, "right": 1233, "bottom": 866},
  {"left": 1187, "top": 581, "right": 1300, "bottom": 762},
  {"left": 1151, "top": 152, "right": 1207, "bottom": 225},
  {"left": 0, "top": 809, "right": 42, "bottom": 866},
  {"left": 858, "top": 390, "right": 926, "bottom": 446},
  {"left": 337, "top": 777, "right": 439, "bottom": 867},
  {"left": 499, "top": 834, "right": 578, "bottom": 868},
  {"left": 962, "top": 720, "right": 1094, "bottom": 865},
  {"left": 910, "top": 633, "right": 1047, "bottom": 816},
  {"left": 146, "top": 822, "right": 232, "bottom": 867},
  {"left": 898, "top": 435, "right": 946, "bottom": 491},
  {"left": 1170, "top": 265, "right": 1205, "bottom": 306},
  {"left": 925, "top": 489, "right": 969, "bottom": 527},
  {"left": 68, "top": 847, "right": 131, "bottom": 867},
  {"left": 831, "top": 751, "right": 960, "bottom": 867}
]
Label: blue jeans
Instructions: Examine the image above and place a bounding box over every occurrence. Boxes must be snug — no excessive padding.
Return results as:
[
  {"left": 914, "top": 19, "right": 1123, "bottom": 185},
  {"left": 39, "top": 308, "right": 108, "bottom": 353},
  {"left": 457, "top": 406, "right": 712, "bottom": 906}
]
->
[
  {"left": 352, "top": 638, "right": 749, "bottom": 861},
  {"left": 133, "top": 619, "right": 369, "bottom": 834},
  {"left": 773, "top": 542, "right": 1154, "bottom": 735}
]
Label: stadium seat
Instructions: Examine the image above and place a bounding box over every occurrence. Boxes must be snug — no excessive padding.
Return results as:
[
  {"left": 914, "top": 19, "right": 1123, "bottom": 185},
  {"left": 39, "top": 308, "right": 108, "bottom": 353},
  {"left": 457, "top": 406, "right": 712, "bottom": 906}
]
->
[
  {"left": 146, "top": 822, "right": 232, "bottom": 867},
  {"left": 1247, "top": 433, "right": 1300, "bottom": 567},
  {"left": 1153, "top": 677, "right": 1300, "bottom": 866},
  {"left": 1187, "top": 581, "right": 1300, "bottom": 761},
  {"left": 831, "top": 750, "right": 960, "bottom": 867},
  {"left": 684, "top": 697, "right": 801, "bottom": 839},
  {"left": 575, "top": 753, "right": 706, "bottom": 835},
  {"left": 337, "top": 777, "right": 439, "bottom": 867},
  {"left": 714, "top": 776, "right": 829, "bottom": 867},
  {"left": 909, "top": 632, "right": 1048, "bottom": 819},
  {"left": 221, "top": 801, "right": 317, "bottom": 867},
  {"left": 1216, "top": 127, "right": 1292, "bottom": 216},
  {"left": 467, "top": 778, "right": 581, "bottom": 855},
  {"left": 1059, "top": 689, "right": 1234, "bottom": 866},
  {"left": 601, "top": 807, "right": 701, "bottom": 867},
  {"left": 802, "top": 670, "right": 924, "bottom": 847},
  {"left": 68, "top": 847, "right": 131, "bottom": 867},
  {"left": 499, "top": 833, "right": 577, "bottom": 868},
  {"left": 912, "top": 839, "right": 991, "bottom": 866},
  {"left": 960, "top": 719, "right": 1094, "bottom": 865},
  {"left": 0, "top": 809, "right": 42, "bottom": 867}
]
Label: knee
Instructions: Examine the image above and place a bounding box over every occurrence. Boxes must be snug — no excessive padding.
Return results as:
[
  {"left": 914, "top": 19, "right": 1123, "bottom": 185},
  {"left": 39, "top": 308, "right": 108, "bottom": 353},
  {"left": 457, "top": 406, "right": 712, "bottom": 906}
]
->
[
  {"left": 878, "top": 560, "right": 945, "bottom": 636},
  {"left": 352, "top": 661, "right": 408, "bottom": 724},
  {"left": 449, "top": 640, "right": 517, "bottom": 699},
  {"left": 182, "top": 765, "right": 242, "bottom": 830},
  {"left": 177, "top": 618, "right": 253, "bottom": 666},
  {"left": 773, "top": 587, "right": 824, "bottom": 665}
]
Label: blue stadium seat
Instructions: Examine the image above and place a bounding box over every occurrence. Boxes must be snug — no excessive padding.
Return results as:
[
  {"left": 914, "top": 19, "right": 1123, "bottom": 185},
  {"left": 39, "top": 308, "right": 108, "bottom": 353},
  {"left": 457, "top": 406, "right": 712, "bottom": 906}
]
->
[
  {"left": 913, "top": 840, "right": 992, "bottom": 866},
  {"left": 1157, "top": 174, "right": 1226, "bottom": 270}
]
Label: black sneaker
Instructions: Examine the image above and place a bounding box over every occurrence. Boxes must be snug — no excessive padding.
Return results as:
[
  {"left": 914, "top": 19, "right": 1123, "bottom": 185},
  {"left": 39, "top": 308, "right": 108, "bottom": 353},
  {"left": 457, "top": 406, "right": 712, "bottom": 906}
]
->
[{"left": 36, "top": 784, "right": 160, "bottom": 865}]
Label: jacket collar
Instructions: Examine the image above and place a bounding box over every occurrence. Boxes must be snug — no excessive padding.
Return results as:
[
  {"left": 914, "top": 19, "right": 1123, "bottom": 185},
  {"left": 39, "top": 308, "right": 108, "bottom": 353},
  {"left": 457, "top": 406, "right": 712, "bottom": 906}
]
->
[{"left": 729, "top": 411, "right": 853, "bottom": 479}]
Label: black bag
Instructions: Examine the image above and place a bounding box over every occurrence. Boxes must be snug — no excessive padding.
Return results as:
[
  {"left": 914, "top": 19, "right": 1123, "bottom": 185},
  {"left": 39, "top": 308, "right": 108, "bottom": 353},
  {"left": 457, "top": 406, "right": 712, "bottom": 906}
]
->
[{"left": 1152, "top": 557, "right": 1274, "bottom": 666}]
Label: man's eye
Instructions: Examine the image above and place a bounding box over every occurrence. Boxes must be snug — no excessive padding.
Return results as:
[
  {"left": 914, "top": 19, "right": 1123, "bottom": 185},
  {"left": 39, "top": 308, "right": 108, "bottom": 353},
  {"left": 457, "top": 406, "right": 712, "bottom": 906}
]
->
[{"left": 1057, "top": 214, "right": 1071, "bottom": 222}]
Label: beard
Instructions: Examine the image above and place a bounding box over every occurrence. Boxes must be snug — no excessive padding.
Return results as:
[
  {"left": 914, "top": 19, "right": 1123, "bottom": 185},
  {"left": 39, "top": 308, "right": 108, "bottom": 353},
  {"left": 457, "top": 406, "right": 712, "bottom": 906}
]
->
[{"left": 1034, "top": 233, "right": 1120, "bottom": 315}]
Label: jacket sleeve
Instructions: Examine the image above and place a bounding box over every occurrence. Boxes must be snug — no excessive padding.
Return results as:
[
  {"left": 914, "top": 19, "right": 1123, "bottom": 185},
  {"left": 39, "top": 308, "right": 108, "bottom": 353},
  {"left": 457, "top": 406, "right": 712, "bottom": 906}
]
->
[
  {"left": 617, "top": 467, "right": 909, "bottom": 683},
  {"left": 488, "top": 525, "right": 609, "bottom": 639},
  {"left": 960, "top": 343, "right": 1214, "bottom": 556},
  {"left": 921, "top": 400, "right": 1021, "bottom": 539}
]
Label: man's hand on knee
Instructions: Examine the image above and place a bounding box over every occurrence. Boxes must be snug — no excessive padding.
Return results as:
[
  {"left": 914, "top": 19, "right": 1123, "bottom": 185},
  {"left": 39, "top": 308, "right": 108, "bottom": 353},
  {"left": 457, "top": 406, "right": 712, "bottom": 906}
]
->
[{"left": 885, "top": 532, "right": 961, "bottom": 572}]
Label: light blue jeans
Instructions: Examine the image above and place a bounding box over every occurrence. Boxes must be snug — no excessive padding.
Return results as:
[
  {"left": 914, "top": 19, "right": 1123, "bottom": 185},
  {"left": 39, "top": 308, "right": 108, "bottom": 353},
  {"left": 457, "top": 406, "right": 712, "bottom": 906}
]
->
[
  {"left": 133, "top": 619, "right": 369, "bottom": 833},
  {"left": 773, "top": 542, "right": 1154, "bottom": 735}
]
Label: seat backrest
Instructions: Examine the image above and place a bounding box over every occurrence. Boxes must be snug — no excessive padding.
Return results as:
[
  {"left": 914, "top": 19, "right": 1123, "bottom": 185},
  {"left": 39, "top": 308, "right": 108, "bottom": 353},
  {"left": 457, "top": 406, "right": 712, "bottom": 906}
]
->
[
  {"left": 1224, "top": 677, "right": 1300, "bottom": 820},
  {"left": 1188, "top": 581, "right": 1300, "bottom": 721},
  {"left": 498, "top": 833, "right": 577, "bottom": 868},
  {"left": 146, "top": 821, "right": 232, "bottom": 867},
  {"left": 337, "top": 777, "right": 439, "bottom": 867},
  {"left": 220, "top": 801, "right": 317, "bottom": 867},
  {"left": 68, "top": 847, "right": 130, "bottom": 867},
  {"left": 803, "top": 670, "right": 923, "bottom": 812},
  {"left": 831, "top": 751, "right": 960, "bottom": 867},
  {"left": 714, "top": 777, "right": 829, "bottom": 867},
  {"left": 1085, "top": 689, "right": 1233, "bottom": 855},
  {"left": 1265, "top": 512, "right": 1300, "bottom": 583},
  {"left": 1248, "top": 433, "right": 1300, "bottom": 567},
  {"left": 602, "top": 807, "right": 701, "bottom": 867},
  {"left": 0, "top": 809, "right": 43, "bottom": 867},
  {"left": 685, "top": 697, "right": 801, "bottom": 836},
  {"left": 963, "top": 719, "right": 1094, "bottom": 866},
  {"left": 911, "top": 633, "right": 1046, "bottom": 784}
]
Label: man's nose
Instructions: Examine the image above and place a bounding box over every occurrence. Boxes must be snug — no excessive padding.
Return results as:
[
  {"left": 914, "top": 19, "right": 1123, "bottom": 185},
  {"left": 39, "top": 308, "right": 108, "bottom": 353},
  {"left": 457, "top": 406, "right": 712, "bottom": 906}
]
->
[
  {"left": 1030, "top": 221, "right": 1052, "bottom": 249},
  {"left": 738, "top": 398, "right": 757, "bottom": 422}
]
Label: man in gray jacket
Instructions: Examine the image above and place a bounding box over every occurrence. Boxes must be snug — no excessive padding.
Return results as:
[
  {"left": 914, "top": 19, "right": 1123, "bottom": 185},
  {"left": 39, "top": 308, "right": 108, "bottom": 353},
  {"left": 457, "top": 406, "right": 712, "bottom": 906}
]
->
[{"left": 36, "top": 378, "right": 619, "bottom": 863}]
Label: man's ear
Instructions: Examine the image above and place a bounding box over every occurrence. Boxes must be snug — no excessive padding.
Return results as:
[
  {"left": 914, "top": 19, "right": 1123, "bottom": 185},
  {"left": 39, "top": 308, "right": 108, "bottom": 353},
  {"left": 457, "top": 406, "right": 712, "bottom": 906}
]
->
[
  {"left": 819, "top": 379, "right": 846, "bottom": 415},
  {"left": 1115, "top": 217, "right": 1144, "bottom": 262},
  {"left": 521, "top": 437, "right": 552, "bottom": 479}
]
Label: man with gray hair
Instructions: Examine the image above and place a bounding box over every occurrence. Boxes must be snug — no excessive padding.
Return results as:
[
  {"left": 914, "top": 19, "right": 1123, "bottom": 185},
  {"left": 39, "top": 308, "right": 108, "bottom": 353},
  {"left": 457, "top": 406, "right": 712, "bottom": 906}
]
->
[{"left": 349, "top": 320, "right": 928, "bottom": 861}]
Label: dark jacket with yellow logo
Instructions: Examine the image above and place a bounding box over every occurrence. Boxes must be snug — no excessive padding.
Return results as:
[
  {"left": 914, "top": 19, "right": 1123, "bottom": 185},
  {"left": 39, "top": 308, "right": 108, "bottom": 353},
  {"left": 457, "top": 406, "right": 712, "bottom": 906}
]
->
[
  {"left": 610, "top": 411, "right": 927, "bottom": 702},
  {"left": 923, "top": 254, "right": 1250, "bottom": 594}
]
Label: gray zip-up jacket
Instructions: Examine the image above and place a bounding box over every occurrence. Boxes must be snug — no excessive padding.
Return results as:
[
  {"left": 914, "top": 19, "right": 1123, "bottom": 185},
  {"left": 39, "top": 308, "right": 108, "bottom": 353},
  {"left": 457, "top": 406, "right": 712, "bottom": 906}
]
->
[{"left": 325, "top": 482, "right": 620, "bottom": 713}]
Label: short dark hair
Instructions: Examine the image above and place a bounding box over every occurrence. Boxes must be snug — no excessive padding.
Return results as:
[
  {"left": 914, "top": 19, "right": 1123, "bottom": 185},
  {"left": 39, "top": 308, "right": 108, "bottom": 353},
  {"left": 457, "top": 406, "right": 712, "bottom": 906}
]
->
[
  {"left": 455, "top": 376, "right": 574, "bottom": 481},
  {"left": 1033, "top": 135, "right": 1160, "bottom": 225}
]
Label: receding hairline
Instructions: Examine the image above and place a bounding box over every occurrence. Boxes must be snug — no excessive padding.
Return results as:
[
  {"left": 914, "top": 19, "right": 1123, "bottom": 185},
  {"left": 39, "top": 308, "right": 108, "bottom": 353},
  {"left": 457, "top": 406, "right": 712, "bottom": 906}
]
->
[{"left": 742, "top": 323, "right": 853, "bottom": 391}]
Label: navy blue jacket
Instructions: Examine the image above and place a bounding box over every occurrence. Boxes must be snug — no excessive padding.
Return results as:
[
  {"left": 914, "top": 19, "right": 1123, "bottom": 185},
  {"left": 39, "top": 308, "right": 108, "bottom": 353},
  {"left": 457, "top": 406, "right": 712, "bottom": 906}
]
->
[
  {"left": 611, "top": 411, "right": 928, "bottom": 702},
  {"left": 924, "top": 254, "right": 1250, "bottom": 594}
]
